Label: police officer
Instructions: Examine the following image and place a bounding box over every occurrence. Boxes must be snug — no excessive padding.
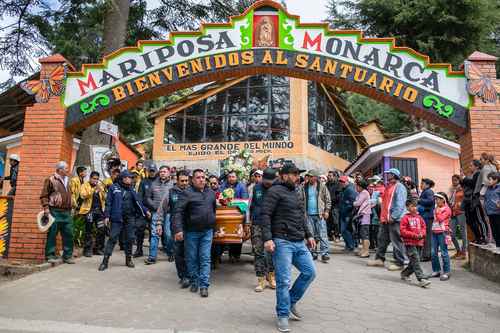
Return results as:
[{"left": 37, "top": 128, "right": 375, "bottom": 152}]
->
[
  {"left": 134, "top": 165, "right": 157, "bottom": 258},
  {"left": 99, "top": 171, "right": 150, "bottom": 271}
]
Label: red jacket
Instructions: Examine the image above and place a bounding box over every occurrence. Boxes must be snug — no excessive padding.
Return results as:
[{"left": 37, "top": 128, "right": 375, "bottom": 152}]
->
[
  {"left": 433, "top": 205, "right": 451, "bottom": 234},
  {"left": 400, "top": 213, "right": 426, "bottom": 246}
]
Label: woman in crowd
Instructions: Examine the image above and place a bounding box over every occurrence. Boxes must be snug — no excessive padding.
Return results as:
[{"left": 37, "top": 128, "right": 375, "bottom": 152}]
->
[
  {"left": 418, "top": 178, "right": 435, "bottom": 261},
  {"left": 477, "top": 153, "right": 499, "bottom": 243},
  {"left": 484, "top": 172, "right": 500, "bottom": 248},
  {"left": 353, "top": 180, "right": 371, "bottom": 258},
  {"left": 449, "top": 174, "right": 467, "bottom": 259},
  {"left": 367, "top": 176, "right": 384, "bottom": 250}
]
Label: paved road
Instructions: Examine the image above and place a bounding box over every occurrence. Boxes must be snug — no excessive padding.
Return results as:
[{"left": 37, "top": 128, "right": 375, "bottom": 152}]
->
[{"left": 1, "top": 244, "right": 500, "bottom": 333}]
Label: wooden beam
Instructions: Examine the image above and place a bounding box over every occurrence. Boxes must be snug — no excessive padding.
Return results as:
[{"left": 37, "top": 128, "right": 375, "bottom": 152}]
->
[
  {"left": 320, "top": 83, "right": 363, "bottom": 148},
  {"left": 155, "top": 76, "right": 251, "bottom": 120},
  {"left": 0, "top": 110, "right": 24, "bottom": 123}
]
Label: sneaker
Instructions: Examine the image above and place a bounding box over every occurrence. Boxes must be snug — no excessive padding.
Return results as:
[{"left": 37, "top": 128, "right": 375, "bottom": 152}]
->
[
  {"left": 63, "top": 258, "right": 75, "bottom": 264},
  {"left": 400, "top": 275, "right": 411, "bottom": 282},
  {"left": 427, "top": 272, "right": 440, "bottom": 279},
  {"left": 47, "top": 257, "right": 59, "bottom": 264},
  {"left": 440, "top": 274, "right": 450, "bottom": 281},
  {"left": 277, "top": 317, "right": 290, "bottom": 332},
  {"left": 144, "top": 258, "right": 156, "bottom": 265},
  {"left": 200, "top": 288, "right": 209, "bottom": 298},
  {"left": 367, "top": 259, "right": 385, "bottom": 267},
  {"left": 83, "top": 252, "right": 92, "bottom": 258},
  {"left": 167, "top": 255, "right": 175, "bottom": 262},
  {"left": 312, "top": 253, "right": 318, "bottom": 261},
  {"left": 417, "top": 279, "right": 431, "bottom": 288},
  {"left": 190, "top": 285, "right": 199, "bottom": 293},
  {"left": 387, "top": 264, "right": 403, "bottom": 271},
  {"left": 181, "top": 278, "right": 191, "bottom": 289},
  {"left": 290, "top": 304, "right": 302, "bottom": 321},
  {"left": 321, "top": 254, "right": 330, "bottom": 263}
]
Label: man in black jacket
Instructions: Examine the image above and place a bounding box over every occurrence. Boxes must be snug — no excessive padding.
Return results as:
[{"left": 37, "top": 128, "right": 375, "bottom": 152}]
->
[
  {"left": 172, "top": 169, "right": 216, "bottom": 298},
  {"left": 261, "top": 164, "right": 316, "bottom": 333},
  {"left": 326, "top": 170, "right": 341, "bottom": 241},
  {"left": 134, "top": 165, "right": 157, "bottom": 258}
]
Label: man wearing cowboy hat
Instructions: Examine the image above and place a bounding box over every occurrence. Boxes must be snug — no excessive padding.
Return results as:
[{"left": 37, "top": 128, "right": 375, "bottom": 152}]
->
[
  {"left": 40, "top": 161, "right": 74, "bottom": 264},
  {"left": 2, "top": 154, "right": 20, "bottom": 195}
]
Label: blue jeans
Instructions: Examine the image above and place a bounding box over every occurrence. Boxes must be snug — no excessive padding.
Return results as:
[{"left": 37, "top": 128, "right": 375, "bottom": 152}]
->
[
  {"left": 185, "top": 229, "right": 214, "bottom": 289},
  {"left": 272, "top": 238, "right": 316, "bottom": 319},
  {"left": 148, "top": 213, "right": 174, "bottom": 260},
  {"left": 340, "top": 213, "right": 355, "bottom": 250},
  {"left": 306, "top": 215, "right": 329, "bottom": 256},
  {"left": 431, "top": 233, "right": 450, "bottom": 274}
]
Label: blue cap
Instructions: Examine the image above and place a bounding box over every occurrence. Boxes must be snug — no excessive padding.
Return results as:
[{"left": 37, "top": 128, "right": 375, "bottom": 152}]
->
[
  {"left": 384, "top": 168, "right": 401, "bottom": 178},
  {"left": 120, "top": 170, "right": 133, "bottom": 179}
]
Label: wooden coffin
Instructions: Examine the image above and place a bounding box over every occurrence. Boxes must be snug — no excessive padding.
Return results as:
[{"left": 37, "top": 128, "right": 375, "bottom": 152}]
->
[{"left": 213, "top": 207, "right": 245, "bottom": 244}]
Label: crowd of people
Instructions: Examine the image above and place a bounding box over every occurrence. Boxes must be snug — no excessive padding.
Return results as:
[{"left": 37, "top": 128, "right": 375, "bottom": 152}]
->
[{"left": 36, "top": 152, "right": 500, "bottom": 332}]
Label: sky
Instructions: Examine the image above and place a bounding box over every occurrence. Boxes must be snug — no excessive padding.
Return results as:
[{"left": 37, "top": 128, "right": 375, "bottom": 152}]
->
[{"left": 0, "top": 0, "right": 330, "bottom": 84}]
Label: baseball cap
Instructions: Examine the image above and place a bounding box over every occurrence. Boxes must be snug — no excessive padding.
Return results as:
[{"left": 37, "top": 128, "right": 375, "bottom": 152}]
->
[
  {"left": 280, "top": 163, "right": 300, "bottom": 175},
  {"left": 368, "top": 175, "right": 382, "bottom": 183},
  {"left": 306, "top": 169, "right": 320, "bottom": 177},
  {"left": 339, "top": 175, "right": 349, "bottom": 183},
  {"left": 384, "top": 168, "right": 401, "bottom": 178},
  {"left": 120, "top": 170, "right": 133, "bottom": 178},
  {"left": 263, "top": 168, "right": 277, "bottom": 180},
  {"left": 253, "top": 170, "right": 263, "bottom": 176}
]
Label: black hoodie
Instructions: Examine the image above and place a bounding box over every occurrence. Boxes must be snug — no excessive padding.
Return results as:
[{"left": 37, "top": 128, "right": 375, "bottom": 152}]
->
[{"left": 261, "top": 181, "right": 313, "bottom": 242}]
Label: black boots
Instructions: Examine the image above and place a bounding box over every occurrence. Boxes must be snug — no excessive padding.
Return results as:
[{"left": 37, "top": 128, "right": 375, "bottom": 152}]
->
[
  {"left": 126, "top": 256, "right": 135, "bottom": 268},
  {"left": 98, "top": 255, "right": 109, "bottom": 271}
]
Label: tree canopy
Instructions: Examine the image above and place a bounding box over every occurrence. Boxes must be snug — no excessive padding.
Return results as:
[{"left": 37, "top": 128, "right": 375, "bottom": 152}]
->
[{"left": 327, "top": 0, "right": 500, "bottom": 138}]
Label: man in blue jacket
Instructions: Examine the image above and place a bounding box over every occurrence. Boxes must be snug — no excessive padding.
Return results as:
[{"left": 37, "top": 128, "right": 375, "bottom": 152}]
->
[
  {"left": 98, "top": 171, "right": 150, "bottom": 271},
  {"left": 418, "top": 178, "right": 435, "bottom": 261}
]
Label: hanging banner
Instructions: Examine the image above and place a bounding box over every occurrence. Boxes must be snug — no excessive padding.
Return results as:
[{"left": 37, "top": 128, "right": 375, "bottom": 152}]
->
[{"left": 63, "top": 1, "right": 470, "bottom": 131}]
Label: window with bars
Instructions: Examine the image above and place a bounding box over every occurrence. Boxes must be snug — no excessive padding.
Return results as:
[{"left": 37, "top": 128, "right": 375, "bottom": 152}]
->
[
  {"left": 164, "top": 75, "right": 290, "bottom": 144},
  {"left": 308, "top": 82, "right": 358, "bottom": 162}
]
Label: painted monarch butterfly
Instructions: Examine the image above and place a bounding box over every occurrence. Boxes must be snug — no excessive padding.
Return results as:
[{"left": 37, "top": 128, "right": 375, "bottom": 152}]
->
[
  {"left": 464, "top": 60, "right": 500, "bottom": 104},
  {"left": 20, "top": 64, "right": 66, "bottom": 103}
]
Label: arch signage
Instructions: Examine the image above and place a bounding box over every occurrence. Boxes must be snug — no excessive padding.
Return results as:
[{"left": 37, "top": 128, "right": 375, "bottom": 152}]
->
[{"left": 63, "top": 1, "right": 470, "bottom": 132}]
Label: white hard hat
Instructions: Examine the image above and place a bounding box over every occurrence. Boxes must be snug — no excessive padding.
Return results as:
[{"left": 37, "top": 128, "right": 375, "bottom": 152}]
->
[{"left": 9, "top": 154, "right": 20, "bottom": 162}]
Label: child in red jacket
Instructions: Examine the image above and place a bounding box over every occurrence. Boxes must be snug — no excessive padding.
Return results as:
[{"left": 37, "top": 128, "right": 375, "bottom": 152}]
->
[{"left": 400, "top": 199, "right": 430, "bottom": 288}]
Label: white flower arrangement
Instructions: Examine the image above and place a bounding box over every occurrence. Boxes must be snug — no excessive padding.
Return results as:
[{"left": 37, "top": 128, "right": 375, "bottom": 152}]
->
[{"left": 222, "top": 148, "right": 254, "bottom": 181}]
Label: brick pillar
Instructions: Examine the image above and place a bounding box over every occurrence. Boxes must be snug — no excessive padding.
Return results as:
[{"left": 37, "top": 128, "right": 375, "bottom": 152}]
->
[
  {"left": 459, "top": 51, "right": 500, "bottom": 171},
  {"left": 8, "top": 55, "right": 74, "bottom": 263}
]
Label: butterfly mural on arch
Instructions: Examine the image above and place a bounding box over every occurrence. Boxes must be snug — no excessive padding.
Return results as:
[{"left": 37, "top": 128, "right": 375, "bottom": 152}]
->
[
  {"left": 20, "top": 64, "right": 67, "bottom": 103},
  {"left": 464, "top": 61, "right": 500, "bottom": 104}
]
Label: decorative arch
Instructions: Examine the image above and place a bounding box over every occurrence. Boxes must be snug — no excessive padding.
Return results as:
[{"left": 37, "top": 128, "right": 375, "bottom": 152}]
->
[{"left": 62, "top": 0, "right": 470, "bottom": 134}]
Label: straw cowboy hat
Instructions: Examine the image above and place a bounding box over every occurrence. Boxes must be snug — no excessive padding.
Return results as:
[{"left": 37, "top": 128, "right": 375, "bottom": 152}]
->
[{"left": 37, "top": 210, "right": 55, "bottom": 233}]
